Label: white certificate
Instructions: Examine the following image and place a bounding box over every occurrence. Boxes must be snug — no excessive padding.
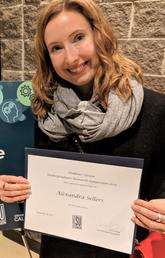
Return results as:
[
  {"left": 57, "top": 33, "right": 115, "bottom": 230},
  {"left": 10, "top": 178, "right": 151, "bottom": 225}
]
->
[{"left": 24, "top": 148, "right": 143, "bottom": 254}]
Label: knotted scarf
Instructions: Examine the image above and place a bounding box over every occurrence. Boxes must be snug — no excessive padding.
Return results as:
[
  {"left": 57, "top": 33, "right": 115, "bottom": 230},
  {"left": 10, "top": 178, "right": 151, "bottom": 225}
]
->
[{"left": 39, "top": 79, "right": 144, "bottom": 142}]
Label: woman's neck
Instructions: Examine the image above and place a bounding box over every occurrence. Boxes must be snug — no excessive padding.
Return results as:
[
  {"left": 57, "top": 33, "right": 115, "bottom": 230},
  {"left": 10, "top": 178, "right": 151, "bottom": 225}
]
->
[{"left": 73, "top": 82, "right": 93, "bottom": 101}]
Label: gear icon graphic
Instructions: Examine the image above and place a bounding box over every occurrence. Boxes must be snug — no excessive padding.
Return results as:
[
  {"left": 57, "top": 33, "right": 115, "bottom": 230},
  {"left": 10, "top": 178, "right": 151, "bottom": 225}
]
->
[
  {"left": 20, "top": 85, "right": 32, "bottom": 97},
  {"left": 17, "top": 81, "right": 33, "bottom": 106}
]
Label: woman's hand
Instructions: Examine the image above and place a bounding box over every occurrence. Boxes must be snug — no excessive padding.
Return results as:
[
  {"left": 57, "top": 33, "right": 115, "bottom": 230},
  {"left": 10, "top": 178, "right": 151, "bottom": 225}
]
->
[
  {"left": 0, "top": 175, "right": 31, "bottom": 203},
  {"left": 131, "top": 199, "right": 165, "bottom": 233}
]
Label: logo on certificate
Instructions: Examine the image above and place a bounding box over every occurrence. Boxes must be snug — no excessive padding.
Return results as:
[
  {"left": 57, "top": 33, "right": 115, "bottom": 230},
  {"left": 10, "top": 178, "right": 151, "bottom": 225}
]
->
[
  {"left": 0, "top": 204, "right": 7, "bottom": 225},
  {"left": 72, "top": 215, "right": 82, "bottom": 229}
]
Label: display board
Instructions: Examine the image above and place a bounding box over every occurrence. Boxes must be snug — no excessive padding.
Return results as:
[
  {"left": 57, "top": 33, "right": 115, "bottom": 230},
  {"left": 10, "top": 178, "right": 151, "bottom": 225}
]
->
[{"left": 0, "top": 81, "right": 35, "bottom": 230}]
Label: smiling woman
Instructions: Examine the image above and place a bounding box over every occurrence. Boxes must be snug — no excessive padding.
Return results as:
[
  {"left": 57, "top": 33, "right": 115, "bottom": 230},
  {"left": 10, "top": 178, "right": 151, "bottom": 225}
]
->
[
  {"left": 32, "top": 0, "right": 143, "bottom": 119},
  {"left": 1, "top": 0, "right": 165, "bottom": 258}
]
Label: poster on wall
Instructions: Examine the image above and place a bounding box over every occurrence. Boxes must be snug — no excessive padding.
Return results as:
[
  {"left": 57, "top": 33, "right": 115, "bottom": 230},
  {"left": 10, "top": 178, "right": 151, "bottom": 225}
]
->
[{"left": 0, "top": 81, "right": 35, "bottom": 230}]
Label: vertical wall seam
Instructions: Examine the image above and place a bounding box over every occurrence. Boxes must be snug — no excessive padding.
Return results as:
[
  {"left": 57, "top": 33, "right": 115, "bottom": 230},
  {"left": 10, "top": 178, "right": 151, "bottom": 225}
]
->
[
  {"left": 128, "top": 3, "right": 135, "bottom": 38},
  {"left": 161, "top": 49, "right": 165, "bottom": 75}
]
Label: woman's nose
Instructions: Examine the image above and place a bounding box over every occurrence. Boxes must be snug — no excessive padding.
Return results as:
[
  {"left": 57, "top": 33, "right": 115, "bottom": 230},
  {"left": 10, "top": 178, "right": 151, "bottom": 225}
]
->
[{"left": 65, "top": 45, "right": 79, "bottom": 66}]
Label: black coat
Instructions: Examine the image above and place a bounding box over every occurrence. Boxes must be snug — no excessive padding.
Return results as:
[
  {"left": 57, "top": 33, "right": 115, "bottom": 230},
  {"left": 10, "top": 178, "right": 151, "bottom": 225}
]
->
[{"left": 35, "top": 88, "right": 165, "bottom": 258}]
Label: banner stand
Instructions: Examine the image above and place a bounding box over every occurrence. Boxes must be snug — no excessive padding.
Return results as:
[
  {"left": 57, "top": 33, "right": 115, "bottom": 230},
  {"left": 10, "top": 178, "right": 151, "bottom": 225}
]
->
[{"left": 18, "top": 229, "right": 33, "bottom": 258}]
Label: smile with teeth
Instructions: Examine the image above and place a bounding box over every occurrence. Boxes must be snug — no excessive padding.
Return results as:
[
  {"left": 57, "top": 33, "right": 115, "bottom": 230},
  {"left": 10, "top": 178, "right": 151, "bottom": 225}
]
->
[{"left": 68, "top": 61, "right": 88, "bottom": 75}]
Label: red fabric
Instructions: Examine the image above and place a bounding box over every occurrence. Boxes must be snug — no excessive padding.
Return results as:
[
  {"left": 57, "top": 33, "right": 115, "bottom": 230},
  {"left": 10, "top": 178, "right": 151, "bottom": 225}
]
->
[{"left": 130, "top": 231, "right": 165, "bottom": 258}]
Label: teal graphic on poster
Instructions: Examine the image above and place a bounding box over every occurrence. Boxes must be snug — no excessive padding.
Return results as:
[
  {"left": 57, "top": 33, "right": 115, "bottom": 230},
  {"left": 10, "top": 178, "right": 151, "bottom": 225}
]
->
[
  {"left": 0, "top": 81, "right": 34, "bottom": 230},
  {"left": 0, "top": 81, "right": 33, "bottom": 123}
]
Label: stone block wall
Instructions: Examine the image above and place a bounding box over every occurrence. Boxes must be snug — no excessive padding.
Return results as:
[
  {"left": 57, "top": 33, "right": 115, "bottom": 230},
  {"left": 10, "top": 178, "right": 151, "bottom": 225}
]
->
[
  {"left": 0, "top": 0, "right": 40, "bottom": 80},
  {"left": 0, "top": 0, "right": 165, "bottom": 93}
]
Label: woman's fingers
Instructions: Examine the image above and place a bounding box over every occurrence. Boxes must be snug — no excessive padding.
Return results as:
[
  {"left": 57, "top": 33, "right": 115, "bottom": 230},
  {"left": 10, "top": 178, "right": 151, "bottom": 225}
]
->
[
  {"left": 134, "top": 199, "right": 165, "bottom": 213},
  {"left": 0, "top": 180, "right": 5, "bottom": 189},
  {"left": 0, "top": 175, "right": 31, "bottom": 203},
  {"left": 149, "top": 199, "right": 165, "bottom": 214},
  {"left": 1, "top": 182, "right": 31, "bottom": 191},
  {"left": 0, "top": 193, "right": 31, "bottom": 203},
  {"left": 132, "top": 199, "right": 165, "bottom": 233},
  {"left": 132, "top": 212, "right": 165, "bottom": 233},
  {"left": 132, "top": 199, "right": 165, "bottom": 221},
  {"left": 132, "top": 202, "right": 160, "bottom": 221},
  {"left": 0, "top": 188, "right": 31, "bottom": 197},
  {"left": 0, "top": 175, "right": 29, "bottom": 185}
]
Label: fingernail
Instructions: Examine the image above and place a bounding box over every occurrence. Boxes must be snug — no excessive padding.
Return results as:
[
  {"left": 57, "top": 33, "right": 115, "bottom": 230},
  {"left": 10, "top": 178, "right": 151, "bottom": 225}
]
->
[
  {"left": 27, "top": 191, "right": 32, "bottom": 195},
  {"left": 26, "top": 194, "right": 31, "bottom": 199}
]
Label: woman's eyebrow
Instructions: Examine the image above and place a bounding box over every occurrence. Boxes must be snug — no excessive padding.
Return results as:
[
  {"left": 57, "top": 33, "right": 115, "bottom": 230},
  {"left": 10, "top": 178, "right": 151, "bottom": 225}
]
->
[
  {"left": 47, "top": 41, "right": 60, "bottom": 49},
  {"left": 68, "top": 29, "right": 84, "bottom": 38}
]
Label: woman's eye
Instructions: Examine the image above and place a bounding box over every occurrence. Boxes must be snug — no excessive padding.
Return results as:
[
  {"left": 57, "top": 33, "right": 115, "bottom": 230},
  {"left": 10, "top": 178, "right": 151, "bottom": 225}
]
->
[
  {"left": 51, "top": 45, "right": 62, "bottom": 53},
  {"left": 75, "top": 34, "right": 85, "bottom": 42}
]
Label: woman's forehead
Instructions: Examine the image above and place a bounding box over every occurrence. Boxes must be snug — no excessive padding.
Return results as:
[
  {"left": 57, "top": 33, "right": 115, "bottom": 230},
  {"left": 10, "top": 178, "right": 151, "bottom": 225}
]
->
[{"left": 44, "top": 10, "right": 92, "bottom": 44}]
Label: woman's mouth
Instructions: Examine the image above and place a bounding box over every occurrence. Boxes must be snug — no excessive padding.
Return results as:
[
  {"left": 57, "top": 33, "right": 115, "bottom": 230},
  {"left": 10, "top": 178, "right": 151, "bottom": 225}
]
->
[{"left": 67, "top": 61, "right": 88, "bottom": 75}]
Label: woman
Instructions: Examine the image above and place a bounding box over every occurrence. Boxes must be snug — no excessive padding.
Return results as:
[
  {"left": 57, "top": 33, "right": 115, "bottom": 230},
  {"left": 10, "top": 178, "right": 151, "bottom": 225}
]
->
[{"left": 0, "top": 0, "right": 165, "bottom": 257}]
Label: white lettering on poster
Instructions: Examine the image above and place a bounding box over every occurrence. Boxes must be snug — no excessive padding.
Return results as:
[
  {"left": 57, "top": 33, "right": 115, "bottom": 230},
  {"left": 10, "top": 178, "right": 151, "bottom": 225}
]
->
[{"left": 0, "top": 149, "right": 5, "bottom": 160}]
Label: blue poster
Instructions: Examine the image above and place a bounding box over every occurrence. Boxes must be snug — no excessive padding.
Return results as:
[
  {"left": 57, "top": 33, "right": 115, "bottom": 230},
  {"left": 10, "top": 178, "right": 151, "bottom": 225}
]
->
[{"left": 0, "top": 81, "right": 35, "bottom": 230}]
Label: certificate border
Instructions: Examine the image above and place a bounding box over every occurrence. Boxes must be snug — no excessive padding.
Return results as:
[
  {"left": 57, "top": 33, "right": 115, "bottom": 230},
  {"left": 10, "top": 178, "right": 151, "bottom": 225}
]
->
[{"left": 25, "top": 147, "right": 143, "bottom": 169}]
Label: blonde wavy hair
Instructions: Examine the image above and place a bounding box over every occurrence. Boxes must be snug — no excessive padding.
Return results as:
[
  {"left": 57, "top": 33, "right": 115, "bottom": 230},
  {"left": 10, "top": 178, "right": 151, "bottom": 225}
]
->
[{"left": 32, "top": 0, "right": 143, "bottom": 118}]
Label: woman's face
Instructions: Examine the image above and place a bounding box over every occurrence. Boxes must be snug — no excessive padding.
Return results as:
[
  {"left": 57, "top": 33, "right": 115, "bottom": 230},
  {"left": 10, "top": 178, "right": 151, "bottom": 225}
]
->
[{"left": 44, "top": 10, "right": 99, "bottom": 94}]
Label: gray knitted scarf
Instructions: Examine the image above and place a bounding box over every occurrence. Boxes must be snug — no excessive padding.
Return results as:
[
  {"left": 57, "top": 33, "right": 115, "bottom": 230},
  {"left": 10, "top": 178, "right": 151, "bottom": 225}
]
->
[{"left": 39, "top": 79, "right": 144, "bottom": 142}]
